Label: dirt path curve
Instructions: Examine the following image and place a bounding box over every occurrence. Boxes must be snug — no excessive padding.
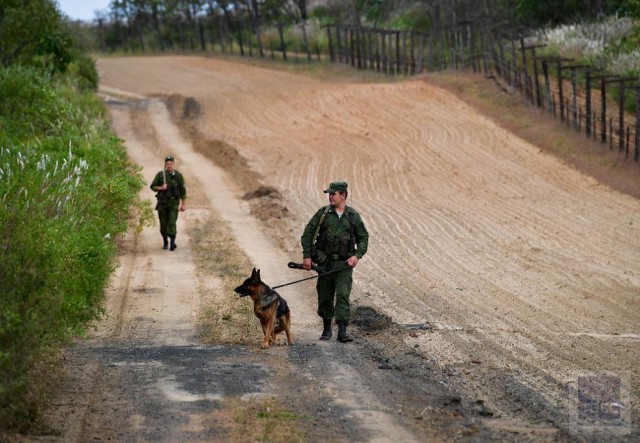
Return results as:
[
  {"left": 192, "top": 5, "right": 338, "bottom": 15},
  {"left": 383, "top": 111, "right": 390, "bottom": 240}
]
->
[
  {"left": 33, "top": 55, "right": 640, "bottom": 442},
  {"left": 33, "top": 87, "right": 427, "bottom": 440},
  {"left": 137, "top": 96, "right": 419, "bottom": 441}
]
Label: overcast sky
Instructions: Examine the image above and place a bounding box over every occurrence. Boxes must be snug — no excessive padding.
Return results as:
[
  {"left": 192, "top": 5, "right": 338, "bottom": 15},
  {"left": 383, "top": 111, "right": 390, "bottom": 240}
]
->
[{"left": 56, "top": 0, "right": 110, "bottom": 22}]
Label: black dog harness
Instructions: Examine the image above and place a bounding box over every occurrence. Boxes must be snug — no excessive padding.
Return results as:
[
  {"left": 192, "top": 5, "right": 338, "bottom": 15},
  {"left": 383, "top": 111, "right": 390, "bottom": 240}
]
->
[{"left": 261, "top": 288, "right": 288, "bottom": 319}]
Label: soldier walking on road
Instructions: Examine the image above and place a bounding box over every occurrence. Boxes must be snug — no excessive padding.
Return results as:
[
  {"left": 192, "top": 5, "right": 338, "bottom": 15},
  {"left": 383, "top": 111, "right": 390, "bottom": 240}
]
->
[
  {"left": 150, "top": 155, "right": 187, "bottom": 251},
  {"left": 301, "top": 181, "right": 369, "bottom": 343}
]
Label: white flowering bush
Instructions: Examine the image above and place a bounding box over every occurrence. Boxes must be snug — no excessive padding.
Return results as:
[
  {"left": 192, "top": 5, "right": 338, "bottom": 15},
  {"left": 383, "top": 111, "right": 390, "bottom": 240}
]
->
[
  {"left": 530, "top": 15, "right": 640, "bottom": 76},
  {"left": 1, "top": 146, "right": 88, "bottom": 220}
]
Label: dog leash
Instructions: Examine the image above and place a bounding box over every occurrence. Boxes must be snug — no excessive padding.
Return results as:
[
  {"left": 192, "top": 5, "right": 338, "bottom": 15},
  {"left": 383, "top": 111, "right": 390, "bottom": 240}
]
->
[{"left": 271, "top": 263, "right": 350, "bottom": 290}]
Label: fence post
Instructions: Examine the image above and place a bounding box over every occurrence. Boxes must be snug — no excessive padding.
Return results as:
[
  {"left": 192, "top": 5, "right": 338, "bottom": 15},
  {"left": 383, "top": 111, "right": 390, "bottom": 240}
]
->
[
  {"left": 626, "top": 126, "right": 630, "bottom": 158},
  {"left": 427, "top": 28, "right": 435, "bottom": 72},
  {"left": 237, "top": 21, "right": 245, "bottom": 55},
  {"left": 364, "top": 28, "right": 370, "bottom": 70},
  {"left": 417, "top": 32, "right": 424, "bottom": 73},
  {"left": 556, "top": 60, "right": 565, "bottom": 120},
  {"left": 470, "top": 26, "right": 479, "bottom": 73},
  {"left": 542, "top": 60, "right": 552, "bottom": 113},
  {"left": 327, "top": 25, "right": 335, "bottom": 62},
  {"left": 619, "top": 80, "right": 626, "bottom": 153},
  {"left": 530, "top": 48, "right": 540, "bottom": 107},
  {"left": 462, "top": 24, "right": 471, "bottom": 70},
  {"left": 609, "top": 118, "right": 614, "bottom": 150},
  {"left": 410, "top": 30, "right": 416, "bottom": 75},
  {"left": 440, "top": 27, "right": 447, "bottom": 70},
  {"left": 396, "top": 31, "right": 401, "bottom": 74},
  {"left": 585, "top": 71, "right": 592, "bottom": 137},
  {"left": 489, "top": 30, "right": 498, "bottom": 77},
  {"left": 570, "top": 67, "right": 578, "bottom": 129},
  {"left": 498, "top": 33, "right": 507, "bottom": 82},
  {"left": 375, "top": 30, "right": 381, "bottom": 72},
  {"left": 449, "top": 29, "right": 456, "bottom": 70},
  {"left": 510, "top": 34, "right": 518, "bottom": 89},
  {"left": 355, "top": 27, "right": 360, "bottom": 68},
  {"left": 368, "top": 29, "right": 374, "bottom": 70},
  {"left": 336, "top": 27, "right": 342, "bottom": 63},
  {"left": 519, "top": 37, "right": 529, "bottom": 100},
  {"left": 221, "top": 21, "right": 228, "bottom": 54},
  {"left": 350, "top": 27, "right": 356, "bottom": 68},
  {"left": 635, "top": 88, "right": 640, "bottom": 161},
  {"left": 379, "top": 31, "right": 385, "bottom": 73},
  {"left": 481, "top": 30, "right": 489, "bottom": 75},
  {"left": 601, "top": 78, "right": 607, "bottom": 143}
]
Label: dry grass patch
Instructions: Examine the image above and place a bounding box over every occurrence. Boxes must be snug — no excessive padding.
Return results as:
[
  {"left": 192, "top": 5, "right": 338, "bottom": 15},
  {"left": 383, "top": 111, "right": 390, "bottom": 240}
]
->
[
  {"left": 206, "top": 397, "right": 308, "bottom": 443},
  {"left": 189, "top": 215, "right": 261, "bottom": 345}
]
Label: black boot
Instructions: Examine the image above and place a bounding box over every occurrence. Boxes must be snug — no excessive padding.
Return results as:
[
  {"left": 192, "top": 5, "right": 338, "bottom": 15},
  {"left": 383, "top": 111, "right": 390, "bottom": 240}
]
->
[
  {"left": 337, "top": 321, "right": 353, "bottom": 343},
  {"left": 169, "top": 236, "right": 177, "bottom": 251},
  {"left": 319, "top": 318, "right": 332, "bottom": 340},
  {"left": 162, "top": 236, "right": 169, "bottom": 250}
]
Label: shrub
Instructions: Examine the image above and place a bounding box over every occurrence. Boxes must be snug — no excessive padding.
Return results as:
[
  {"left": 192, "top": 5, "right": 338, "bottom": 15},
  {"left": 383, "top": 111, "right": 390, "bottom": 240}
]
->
[{"left": 0, "top": 65, "right": 144, "bottom": 431}]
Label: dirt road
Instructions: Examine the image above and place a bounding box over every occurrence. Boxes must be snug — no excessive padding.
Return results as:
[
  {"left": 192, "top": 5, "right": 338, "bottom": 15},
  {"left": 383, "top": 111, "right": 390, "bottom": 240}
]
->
[{"left": 33, "top": 55, "right": 639, "bottom": 441}]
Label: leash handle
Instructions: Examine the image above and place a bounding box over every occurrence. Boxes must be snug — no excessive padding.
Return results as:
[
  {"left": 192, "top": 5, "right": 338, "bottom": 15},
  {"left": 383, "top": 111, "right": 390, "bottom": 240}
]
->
[{"left": 287, "top": 261, "right": 324, "bottom": 273}]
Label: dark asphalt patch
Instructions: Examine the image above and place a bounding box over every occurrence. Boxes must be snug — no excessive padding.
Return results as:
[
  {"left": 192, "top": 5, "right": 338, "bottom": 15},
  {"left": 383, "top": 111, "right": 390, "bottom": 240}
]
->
[
  {"left": 63, "top": 342, "right": 272, "bottom": 441},
  {"left": 88, "top": 343, "right": 270, "bottom": 400}
]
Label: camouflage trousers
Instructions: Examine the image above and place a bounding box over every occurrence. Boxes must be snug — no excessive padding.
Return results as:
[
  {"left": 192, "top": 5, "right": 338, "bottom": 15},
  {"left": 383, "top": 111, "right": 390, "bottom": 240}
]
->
[
  {"left": 316, "top": 259, "right": 353, "bottom": 323},
  {"left": 157, "top": 202, "right": 180, "bottom": 237}
]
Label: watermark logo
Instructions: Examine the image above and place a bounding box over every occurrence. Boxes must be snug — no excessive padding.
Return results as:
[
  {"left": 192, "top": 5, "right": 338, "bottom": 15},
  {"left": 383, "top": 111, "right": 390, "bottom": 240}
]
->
[{"left": 571, "top": 372, "right": 631, "bottom": 435}]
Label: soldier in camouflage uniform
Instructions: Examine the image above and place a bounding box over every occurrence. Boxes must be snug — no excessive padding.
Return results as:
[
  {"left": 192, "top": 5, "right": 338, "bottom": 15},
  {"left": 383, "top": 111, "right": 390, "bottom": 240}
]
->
[
  {"left": 150, "top": 155, "right": 187, "bottom": 251},
  {"left": 301, "top": 181, "right": 369, "bottom": 343}
]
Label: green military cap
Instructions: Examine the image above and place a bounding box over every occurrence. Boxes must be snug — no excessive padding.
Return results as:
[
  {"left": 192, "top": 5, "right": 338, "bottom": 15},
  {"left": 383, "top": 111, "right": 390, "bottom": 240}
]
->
[
  {"left": 324, "top": 181, "right": 348, "bottom": 193},
  {"left": 165, "top": 155, "right": 175, "bottom": 162}
]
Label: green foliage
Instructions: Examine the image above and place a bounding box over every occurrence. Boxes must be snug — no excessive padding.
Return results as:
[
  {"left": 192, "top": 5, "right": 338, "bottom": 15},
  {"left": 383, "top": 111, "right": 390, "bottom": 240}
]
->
[
  {"left": 388, "top": 7, "right": 432, "bottom": 31},
  {"left": 0, "top": 0, "right": 68, "bottom": 71},
  {"left": 514, "top": 0, "right": 639, "bottom": 26},
  {"left": 357, "top": 0, "right": 390, "bottom": 28},
  {"left": 66, "top": 51, "right": 100, "bottom": 91},
  {"left": 0, "top": 65, "right": 144, "bottom": 431},
  {"left": 619, "top": 0, "right": 640, "bottom": 17},
  {"left": 309, "top": 5, "right": 332, "bottom": 25}
]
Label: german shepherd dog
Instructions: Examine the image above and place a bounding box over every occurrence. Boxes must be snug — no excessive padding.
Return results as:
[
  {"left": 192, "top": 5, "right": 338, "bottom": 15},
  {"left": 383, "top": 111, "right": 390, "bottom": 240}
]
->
[{"left": 234, "top": 268, "right": 293, "bottom": 348}]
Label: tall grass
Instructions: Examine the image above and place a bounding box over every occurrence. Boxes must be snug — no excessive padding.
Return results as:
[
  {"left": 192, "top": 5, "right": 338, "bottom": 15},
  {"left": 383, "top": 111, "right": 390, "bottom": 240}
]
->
[{"left": 0, "top": 65, "right": 144, "bottom": 431}]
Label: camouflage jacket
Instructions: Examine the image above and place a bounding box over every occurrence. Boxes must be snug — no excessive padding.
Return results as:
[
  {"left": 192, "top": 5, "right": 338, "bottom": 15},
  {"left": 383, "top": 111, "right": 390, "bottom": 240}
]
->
[
  {"left": 301, "top": 205, "right": 369, "bottom": 261},
  {"left": 150, "top": 170, "right": 186, "bottom": 205}
]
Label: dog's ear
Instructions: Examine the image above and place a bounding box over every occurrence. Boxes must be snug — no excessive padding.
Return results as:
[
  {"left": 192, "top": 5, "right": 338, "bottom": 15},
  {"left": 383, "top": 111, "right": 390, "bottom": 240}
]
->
[
  {"left": 256, "top": 269, "right": 261, "bottom": 281},
  {"left": 251, "top": 267, "right": 257, "bottom": 279}
]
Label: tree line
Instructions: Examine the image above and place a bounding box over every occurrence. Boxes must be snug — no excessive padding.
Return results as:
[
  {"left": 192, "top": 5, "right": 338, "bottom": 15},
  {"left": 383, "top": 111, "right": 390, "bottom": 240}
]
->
[{"left": 91, "top": 0, "right": 640, "bottom": 54}]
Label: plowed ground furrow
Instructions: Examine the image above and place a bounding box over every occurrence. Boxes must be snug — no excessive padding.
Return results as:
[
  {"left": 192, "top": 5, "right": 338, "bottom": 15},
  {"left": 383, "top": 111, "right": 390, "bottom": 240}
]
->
[{"left": 98, "top": 56, "right": 640, "bottom": 429}]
